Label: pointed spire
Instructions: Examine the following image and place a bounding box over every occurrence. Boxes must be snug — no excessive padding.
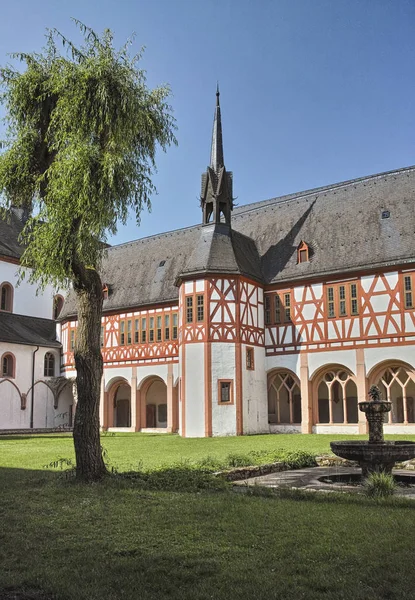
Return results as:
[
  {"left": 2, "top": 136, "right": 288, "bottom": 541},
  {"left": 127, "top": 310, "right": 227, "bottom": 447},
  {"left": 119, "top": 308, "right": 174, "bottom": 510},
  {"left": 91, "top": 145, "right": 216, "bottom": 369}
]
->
[{"left": 210, "top": 83, "right": 224, "bottom": 172}]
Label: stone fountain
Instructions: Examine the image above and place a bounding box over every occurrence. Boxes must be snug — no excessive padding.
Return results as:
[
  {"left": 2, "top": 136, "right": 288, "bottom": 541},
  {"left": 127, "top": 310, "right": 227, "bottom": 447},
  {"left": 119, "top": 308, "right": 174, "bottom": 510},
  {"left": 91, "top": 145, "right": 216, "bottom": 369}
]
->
[{"left": 330, "top": 385, "right": 415, "bottom": 476}]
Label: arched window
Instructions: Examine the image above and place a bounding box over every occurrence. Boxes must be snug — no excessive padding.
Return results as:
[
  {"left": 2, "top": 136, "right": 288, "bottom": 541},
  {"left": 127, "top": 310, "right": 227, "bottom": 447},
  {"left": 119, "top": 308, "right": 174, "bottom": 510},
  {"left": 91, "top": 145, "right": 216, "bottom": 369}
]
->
[
  {"left": 375, "top": 365, "right": 415, "bottom": 424},
  {"left": 53, "top": 295, "right": 64, "bottom": 319},
  {"left": 1, "top": 353, "right": 15, "bottom": 378},
  {"left": 0, "top": 282, "right": 13, "bottom": 312},
  {"left": 268, "top": 371, "right": 301, "bottom": 424},
  {"left": 316, "top": 368, "right": 358, "bottom": 424},
  {"left": 44, "top": 352, "right": 55, "bottom": 377}
]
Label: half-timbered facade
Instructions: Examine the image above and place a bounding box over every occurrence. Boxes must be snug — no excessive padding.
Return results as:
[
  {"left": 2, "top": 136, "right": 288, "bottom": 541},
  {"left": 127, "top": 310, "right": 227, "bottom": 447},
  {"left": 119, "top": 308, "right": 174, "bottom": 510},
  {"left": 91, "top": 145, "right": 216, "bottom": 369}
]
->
[{"left": 2, "top": 89, "right": 415, "bottom": 435}]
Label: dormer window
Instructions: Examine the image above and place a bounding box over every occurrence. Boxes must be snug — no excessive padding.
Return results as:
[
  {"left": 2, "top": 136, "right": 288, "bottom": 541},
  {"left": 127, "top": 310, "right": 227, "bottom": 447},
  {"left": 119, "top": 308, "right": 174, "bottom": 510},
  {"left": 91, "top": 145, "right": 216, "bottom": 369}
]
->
[
  {"left": 102, "top": 284, "right": 109, "bottom": 300},
  {"left": 297, "top": 241, "right": 309, "bottom": 264},
  {"left": 53, "top": 295, "right": 64, "bottom": 319}
]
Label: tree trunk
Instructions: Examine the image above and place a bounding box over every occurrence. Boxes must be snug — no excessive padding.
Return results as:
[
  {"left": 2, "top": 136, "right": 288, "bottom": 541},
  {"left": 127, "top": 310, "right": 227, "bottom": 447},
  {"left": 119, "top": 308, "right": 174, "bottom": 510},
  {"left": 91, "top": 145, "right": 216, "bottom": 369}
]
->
[{"left": 72, "top": 262, "right": 107, "bottom": 482}]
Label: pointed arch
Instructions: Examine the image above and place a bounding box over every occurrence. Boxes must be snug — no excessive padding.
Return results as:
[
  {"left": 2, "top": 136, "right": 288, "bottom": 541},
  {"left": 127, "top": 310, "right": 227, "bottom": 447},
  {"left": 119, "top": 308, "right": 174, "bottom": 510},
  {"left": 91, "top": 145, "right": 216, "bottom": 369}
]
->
[
  {"left": 311, "top": 364, "right": 358, "bottom": 425},
  {"left": 267, "top": 369, "right": 301, "bottom": 425},
  {"left": 367, "top": 360, "right": 415, "bottom": 424}
]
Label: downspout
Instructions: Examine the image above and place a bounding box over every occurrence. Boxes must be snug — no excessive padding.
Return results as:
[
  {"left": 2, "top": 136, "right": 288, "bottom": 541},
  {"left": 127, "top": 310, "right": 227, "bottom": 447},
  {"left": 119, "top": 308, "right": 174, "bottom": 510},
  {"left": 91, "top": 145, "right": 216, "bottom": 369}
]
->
[{"left": 30, "top": 345, "right": 40, "bottom": 429}]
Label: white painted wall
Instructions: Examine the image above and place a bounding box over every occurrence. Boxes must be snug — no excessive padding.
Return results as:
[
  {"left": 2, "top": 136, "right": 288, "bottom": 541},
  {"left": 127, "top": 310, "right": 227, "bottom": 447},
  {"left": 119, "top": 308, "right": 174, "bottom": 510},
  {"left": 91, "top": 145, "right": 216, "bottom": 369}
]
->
[
  {"left": 184, "top": 343, "right": 205, "bottom": 437},
  {"left": 0, "top": 260, "right": 59, "bottom": 319},
  {"left": 270, "top": 424, "right": 301, "bottom": 434},
  {"left": 308, "top": 349, "right": 357, "bottom": 379},
  {"left": 364, "top": 345, "right": 415, "bottom": 375},
  {"left": 313, "top": 425, "right": 359, "bottom": 434},
  {"left": 0, "top": 342, "right": 72, "bottom": 430},
  {"left": 242, "top": 344, "right": 268, "bottom": 434},
  {"left": 211, "top": 343, "right": 236, "bottom": 436},
  {"left": 265, "top": 353, "right": 301, "bottom": 378}
]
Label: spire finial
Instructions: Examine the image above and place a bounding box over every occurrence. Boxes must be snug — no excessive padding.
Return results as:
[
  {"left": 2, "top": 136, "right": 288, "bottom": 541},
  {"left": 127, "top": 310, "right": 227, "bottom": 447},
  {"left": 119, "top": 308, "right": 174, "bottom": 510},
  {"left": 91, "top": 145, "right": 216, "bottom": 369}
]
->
[{"left": 210, "top": 85, "right": 224, "bottom": 171}]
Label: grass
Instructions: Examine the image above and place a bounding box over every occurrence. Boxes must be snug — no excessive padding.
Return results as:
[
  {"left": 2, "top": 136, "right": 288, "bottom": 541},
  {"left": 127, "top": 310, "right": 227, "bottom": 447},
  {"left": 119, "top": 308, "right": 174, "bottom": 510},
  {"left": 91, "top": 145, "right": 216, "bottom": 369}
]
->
[
  {"left": 1, "top": 433, "right": 415, "bottom": 600},
  {"left": 1, "top": 432, "right": 415, "bottom": 472}
]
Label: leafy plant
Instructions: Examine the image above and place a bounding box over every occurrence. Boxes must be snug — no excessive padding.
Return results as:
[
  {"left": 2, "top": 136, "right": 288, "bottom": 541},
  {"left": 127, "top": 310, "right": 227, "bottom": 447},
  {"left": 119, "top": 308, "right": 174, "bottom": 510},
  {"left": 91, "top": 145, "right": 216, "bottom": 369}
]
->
[{"left": 364, "top": 471, "right": 397, "bottom": 497}]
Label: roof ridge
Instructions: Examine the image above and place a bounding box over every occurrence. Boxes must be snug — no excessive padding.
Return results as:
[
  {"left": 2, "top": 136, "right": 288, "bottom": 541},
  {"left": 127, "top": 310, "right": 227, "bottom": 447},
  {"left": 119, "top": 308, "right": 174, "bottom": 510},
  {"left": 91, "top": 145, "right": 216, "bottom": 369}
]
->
[
  {"left": 108, "top": 164, "right": 415, "bottom": 250},
  {"left": 233, "top": 164, "right": 415, "bottom": 216},
  {"left": 0, "top": 312, "right": 57, "bottom": 325}
]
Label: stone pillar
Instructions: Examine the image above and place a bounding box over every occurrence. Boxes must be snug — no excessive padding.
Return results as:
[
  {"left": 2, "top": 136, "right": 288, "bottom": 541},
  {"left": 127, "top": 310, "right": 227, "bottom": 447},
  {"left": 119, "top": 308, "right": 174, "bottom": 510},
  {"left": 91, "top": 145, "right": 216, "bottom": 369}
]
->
[
  {"left": 99, "top": 376, "right": 105, "bottom": 429},
  {"left": 167, "top": 364, "right": 174, "bottom": 433},
  {"left": 356, "top": 348, "right": 368, "bottom": 434},
  {"left": 300, "top": 353, "right": 312, "bottom": 433},
  {"left": 131, "top": 367, "right": 137, "bottom": 431},
  {"left": 135, "top": 388, "right": 141, "bottom": 432}
]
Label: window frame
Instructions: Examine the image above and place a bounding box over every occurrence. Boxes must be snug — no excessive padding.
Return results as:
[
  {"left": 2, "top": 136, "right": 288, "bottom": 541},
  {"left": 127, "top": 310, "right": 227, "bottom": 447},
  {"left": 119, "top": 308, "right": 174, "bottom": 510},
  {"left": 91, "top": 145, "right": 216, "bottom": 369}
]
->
[
  {"left": 265, "top": 291, "right": 292, "bottom": 325},
  {"left": 1, "top": 352, "right": 15, "bottom": 378},
  {"left": 326, "top": 282, "right": 359, "bottom": 319},
  {"left": 297, "top": 241, "right": 309, "bottom": 264},
  {"left": 403, "top": 274, "right": 414, "bottom": 310},
  {"left": 218, "top": 379, "right": 234, "bottom": 405},
  {"left": 0, "top": 282, "right": 13, "bottom": 313},
  {"left": 44, "top": 352, "right": 55, "bottom": 377},
  {"left": 246, "top": 347, "right": 255, "bottom": 371}
]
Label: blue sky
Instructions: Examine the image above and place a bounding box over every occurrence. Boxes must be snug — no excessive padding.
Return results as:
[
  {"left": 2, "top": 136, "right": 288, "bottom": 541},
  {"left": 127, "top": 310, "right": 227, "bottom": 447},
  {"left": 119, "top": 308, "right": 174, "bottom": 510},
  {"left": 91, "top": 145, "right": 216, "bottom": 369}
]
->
[{"left": 1, "top": 0, "right": 414, "bottom": 244}]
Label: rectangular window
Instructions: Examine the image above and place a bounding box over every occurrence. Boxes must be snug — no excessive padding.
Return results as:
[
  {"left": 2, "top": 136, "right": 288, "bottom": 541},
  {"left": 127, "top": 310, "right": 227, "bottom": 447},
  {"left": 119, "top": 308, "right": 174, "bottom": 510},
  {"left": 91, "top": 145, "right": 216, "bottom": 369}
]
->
[
  {"left": 284, "top": 293, "right": 291, "bottom": 322},
  {"left": 120, "top": 321, "right": 125, "bottom": 345},
  {"left": 134, "top": 319, "right": 139, "bottom": 343},
  {"left": 186, "top": 296, "right": 193, "bottom": 323},
  {"left": 404, "top": 276, "right": 413, "bottom": 309},
  {"left": 339, "top": 285, "right": 347, "bottom": 316},
  {"left": 165, "top": 314, "right": 170, "bottom": 340},
  {"left": 149, "top": 317, "right": 154, "bottom": 342},
  {"left": 274, "top": 295, "right": 281, "bottom": 324},
  {"left": 327, "top": 287, "right": 335, "bottom": 318},
  {"left": 141, "top": 317, "right": 147, "bottom": 343},
  {"left": 197, "top": 295, "right": 204, "bottom": 322},
  {"left": 265, "top": 296, "right": 271, "bottom": 325},
  {"left": 70, "top": 330, "right": 75, "bottom": 351},
  {"left": 350, "top": 284, "right": 358, "bottom": 315},
  {"left": 172, "top": 313, "right": 178, "bottom": 339},
  {"left": 218, "top": 380, "right": 233, "bottom": 404},
  {"left": 246, "top": 347, "right": 254, "bottom": 370},
  {"left": 127, "top": 320, "right": 132, "bottom": 344},
  {"left": 157, "top": 316, "right": 162, "bottom": 341}
]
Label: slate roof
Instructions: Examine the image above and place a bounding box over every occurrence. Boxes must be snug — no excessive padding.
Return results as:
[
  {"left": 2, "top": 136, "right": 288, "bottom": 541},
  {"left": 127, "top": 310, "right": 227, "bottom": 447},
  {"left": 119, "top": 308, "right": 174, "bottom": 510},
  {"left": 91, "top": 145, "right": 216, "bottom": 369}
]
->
[
  {"left": 0, "top": 211, "right": 25, "bottom": 260},
  {"left": 0, "top": 312, "right": 61, "bottom": 348},
  {"left": 2, "top": 165, "right": 415, "bottom": 320}
]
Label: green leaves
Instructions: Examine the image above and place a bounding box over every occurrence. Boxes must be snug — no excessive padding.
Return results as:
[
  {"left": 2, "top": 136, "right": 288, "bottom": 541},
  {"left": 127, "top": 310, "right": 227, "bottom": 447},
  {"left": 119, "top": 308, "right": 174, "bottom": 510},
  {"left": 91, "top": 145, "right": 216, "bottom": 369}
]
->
[{"left": 0, "top": 20, "right": 177, "bottom": 288}]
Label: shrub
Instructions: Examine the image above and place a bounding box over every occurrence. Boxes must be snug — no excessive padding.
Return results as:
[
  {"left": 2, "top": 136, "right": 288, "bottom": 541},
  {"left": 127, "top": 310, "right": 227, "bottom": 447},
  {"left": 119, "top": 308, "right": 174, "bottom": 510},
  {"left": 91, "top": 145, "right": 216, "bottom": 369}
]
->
[{"left": 364, "top": 472, "right": 397, "bottom": 497}]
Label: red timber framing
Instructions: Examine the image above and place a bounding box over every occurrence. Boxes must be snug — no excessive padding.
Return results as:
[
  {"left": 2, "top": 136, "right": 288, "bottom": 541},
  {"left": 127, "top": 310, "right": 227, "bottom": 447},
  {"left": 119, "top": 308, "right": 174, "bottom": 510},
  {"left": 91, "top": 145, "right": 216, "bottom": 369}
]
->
[
  {"left": 61, "top": 305, "right": 179, "bottom": 370},
  {"left": 265, "top": 268, "right": 415, "bottom": 356}
]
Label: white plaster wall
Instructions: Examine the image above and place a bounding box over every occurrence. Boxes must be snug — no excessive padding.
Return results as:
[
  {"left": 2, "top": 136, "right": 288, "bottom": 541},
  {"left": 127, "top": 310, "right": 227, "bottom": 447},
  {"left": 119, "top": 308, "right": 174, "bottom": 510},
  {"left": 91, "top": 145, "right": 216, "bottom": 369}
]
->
[
  {"left": 136, "top": 364, "right": 169, "bottom": 388},
  {"left": 0, "top": 260, "right": 58, "bottom": 319},
  {"left": 308, "top": 349, "right": 357, "bottom": 379},
  {"left": 104, "top": 367, "right": 133, "bottom": 389},
  {"left": 384, "top": 425, "right": 415, "bottom": 434},
  {"left": 242, "top": 345, "right": 268, "bottom": 434},
  {"left": 0, "top": 342, "right": 71, "bottom": 429},
  {"left": 211, "top": 343, "right": 236, "bottom": 436},
  {"left": 184, "top": 343, "right": 205, "bottom": 437},
  {"left": 364, "top": 346, "right": 415, "bottom": 375},
  {"left": 270, "top": 424, "right": 301, "bottom": 434},
  {"left": 313, "top": 425, "right": 359, "bottom": 434},
  {"left": 265, "top": 353, "right": 301, "bottom": 378}
]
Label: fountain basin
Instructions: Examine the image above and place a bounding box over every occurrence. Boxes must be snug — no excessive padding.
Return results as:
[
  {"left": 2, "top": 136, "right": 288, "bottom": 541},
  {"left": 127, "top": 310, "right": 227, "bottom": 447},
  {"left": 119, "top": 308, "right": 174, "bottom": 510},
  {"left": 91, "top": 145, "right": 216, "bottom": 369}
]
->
[{"left": 330, "top": 441, "right": 415, "bottom": 475}]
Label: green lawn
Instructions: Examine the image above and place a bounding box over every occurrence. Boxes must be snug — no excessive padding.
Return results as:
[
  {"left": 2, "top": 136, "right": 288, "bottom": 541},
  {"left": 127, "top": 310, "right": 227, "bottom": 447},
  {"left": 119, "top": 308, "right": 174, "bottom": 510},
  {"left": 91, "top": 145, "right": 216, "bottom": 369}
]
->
[
  {"left": 1, "top": 433, "right": 415, "bottom": 600},
  {"left": 1, "top": 431, "right": 415, "bottom": 471}
]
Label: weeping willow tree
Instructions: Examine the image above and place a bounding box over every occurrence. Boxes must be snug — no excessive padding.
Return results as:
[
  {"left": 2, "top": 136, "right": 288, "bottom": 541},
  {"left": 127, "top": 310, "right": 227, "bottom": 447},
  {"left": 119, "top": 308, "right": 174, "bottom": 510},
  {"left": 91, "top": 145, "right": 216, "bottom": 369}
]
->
[{"left": 0, "top": 20, "right": 177, "bottom": 481}]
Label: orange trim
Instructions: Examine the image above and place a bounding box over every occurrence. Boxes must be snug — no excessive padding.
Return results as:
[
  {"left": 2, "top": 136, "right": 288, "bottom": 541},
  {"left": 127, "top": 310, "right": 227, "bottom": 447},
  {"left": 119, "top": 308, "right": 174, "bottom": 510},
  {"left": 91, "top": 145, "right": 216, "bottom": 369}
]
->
[{"left": 0, "top": 255, "right": 20, "bottom": 265}]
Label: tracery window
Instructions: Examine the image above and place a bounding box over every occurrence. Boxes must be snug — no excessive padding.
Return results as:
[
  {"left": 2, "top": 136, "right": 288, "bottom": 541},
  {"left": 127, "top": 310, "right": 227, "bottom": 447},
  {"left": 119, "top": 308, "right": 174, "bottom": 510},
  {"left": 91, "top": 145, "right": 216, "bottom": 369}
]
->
[
  {"left": 268, "top": 371, "right": 301, "bottom": 424},
  {"left": 375, "top": 366, "right": 415, "bottom": 424},
  {"left": 316, "top": 369, "right": 358, "bottom": 424}
]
